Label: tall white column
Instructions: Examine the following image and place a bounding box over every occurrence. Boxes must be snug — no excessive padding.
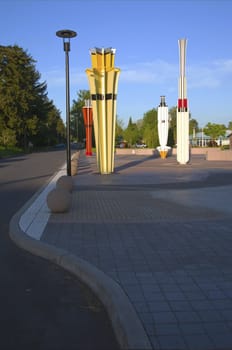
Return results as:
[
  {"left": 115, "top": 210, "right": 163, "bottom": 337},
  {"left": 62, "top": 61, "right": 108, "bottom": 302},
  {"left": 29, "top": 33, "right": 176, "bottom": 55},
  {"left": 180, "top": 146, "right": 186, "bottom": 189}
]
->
[{"left": 176, "top": 39, "right": 189, "bottom": 165}]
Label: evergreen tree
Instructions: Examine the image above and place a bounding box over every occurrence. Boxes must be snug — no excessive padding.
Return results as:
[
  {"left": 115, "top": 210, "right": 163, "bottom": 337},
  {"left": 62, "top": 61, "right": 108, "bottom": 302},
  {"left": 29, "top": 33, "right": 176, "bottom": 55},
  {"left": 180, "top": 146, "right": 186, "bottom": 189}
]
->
[
  {"left": 0, "top": 45, "right": 63, "bottom": 149},
  {"left": 34, "top": 105, "right": 65, "bottom": 147}
]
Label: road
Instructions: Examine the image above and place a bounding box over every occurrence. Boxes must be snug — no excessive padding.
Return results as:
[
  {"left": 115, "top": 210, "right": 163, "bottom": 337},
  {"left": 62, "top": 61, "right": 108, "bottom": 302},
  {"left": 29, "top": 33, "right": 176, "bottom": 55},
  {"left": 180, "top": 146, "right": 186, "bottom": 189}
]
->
[{"left": 0, "top": 150, "right": 119, "bottom": 350}]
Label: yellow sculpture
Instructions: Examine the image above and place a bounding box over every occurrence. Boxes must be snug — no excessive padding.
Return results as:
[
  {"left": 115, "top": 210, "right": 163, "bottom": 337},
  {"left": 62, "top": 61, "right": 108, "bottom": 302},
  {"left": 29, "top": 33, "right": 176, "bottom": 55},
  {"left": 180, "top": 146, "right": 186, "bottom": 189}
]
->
[{"left": 86, "top": 48, "right": 120, "bottom": 174}]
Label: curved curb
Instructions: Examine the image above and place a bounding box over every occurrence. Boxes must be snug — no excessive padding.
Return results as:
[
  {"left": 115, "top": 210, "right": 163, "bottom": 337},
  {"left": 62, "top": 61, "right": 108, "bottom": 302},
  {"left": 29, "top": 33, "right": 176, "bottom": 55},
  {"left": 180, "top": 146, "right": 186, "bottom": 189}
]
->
[{"left": 9, "top": 189, "right": 152, "bottom": 350}]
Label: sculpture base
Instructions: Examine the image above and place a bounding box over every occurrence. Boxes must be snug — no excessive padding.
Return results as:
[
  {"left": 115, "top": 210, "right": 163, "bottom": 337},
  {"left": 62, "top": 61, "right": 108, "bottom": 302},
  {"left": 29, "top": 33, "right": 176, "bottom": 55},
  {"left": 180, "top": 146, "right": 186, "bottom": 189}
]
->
[
  {"left": 159, "top": 150, "right": 168, "bottom": 159},
  {"left": 86, "top": 151, "right": 92, "bottom": 156}
]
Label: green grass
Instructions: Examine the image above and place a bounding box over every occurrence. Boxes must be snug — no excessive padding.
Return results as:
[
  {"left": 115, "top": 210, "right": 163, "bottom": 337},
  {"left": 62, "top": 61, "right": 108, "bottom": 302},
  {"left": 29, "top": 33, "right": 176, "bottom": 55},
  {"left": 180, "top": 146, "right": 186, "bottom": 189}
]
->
[{"left": 0, "top": 146, "right": 24, "bottom": 158}]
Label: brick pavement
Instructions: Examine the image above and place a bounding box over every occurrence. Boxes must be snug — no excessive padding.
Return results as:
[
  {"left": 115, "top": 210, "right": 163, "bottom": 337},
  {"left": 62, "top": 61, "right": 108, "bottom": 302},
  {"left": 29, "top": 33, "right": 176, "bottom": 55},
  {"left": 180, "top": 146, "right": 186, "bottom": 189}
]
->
[{"left": 42, "top": 153, "right": 232, "bottom": 350}]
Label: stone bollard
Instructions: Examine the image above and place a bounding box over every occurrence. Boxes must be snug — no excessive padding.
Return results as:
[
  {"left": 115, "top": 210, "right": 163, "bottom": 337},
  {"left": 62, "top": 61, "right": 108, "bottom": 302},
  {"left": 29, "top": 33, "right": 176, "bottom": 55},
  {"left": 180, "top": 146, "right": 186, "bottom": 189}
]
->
[
  {"left": 71, "top": 159, "right": 78, "bottom": 176},
  {"left": 56, "top": 175, "right": 73, "bottom": 193},
  {"left": 72, "top": 151, "right": 80, "bottom": 160},
  {"left": 47, "top": 188, "right": 71, "bottom": 213},
  {"left": 70, "top": 151, "right": 80, "bottom": 176}
]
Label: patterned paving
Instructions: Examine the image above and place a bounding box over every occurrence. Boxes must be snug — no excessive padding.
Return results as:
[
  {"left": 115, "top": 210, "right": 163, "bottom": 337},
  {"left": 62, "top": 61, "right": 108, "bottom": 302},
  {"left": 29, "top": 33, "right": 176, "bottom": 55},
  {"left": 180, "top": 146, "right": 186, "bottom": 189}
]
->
[{"left": 42, "top": 153, "right": 232, "bottom": 349}]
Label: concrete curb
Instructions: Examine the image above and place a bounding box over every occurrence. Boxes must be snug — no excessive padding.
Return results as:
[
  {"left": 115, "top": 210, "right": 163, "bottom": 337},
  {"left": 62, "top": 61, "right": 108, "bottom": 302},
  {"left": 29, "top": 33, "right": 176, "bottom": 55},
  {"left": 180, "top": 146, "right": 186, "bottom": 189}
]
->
[{"left": 9, "top": 181, "right": 152, "bottom": 350}]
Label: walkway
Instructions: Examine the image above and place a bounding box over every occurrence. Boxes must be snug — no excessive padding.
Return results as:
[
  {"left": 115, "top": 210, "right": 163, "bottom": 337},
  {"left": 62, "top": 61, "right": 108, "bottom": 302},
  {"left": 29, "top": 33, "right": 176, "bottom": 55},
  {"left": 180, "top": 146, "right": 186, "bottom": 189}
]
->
[{"left": 41, "top": 153, "right": 232, "bottom": 350}]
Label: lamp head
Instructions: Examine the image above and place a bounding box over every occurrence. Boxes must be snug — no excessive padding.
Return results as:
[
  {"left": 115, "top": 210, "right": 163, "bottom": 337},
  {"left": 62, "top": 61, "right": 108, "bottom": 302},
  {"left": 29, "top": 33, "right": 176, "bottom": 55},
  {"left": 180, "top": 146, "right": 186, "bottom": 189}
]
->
[{"left": 56, "top": 29, "right": 77, "bottom": 39}]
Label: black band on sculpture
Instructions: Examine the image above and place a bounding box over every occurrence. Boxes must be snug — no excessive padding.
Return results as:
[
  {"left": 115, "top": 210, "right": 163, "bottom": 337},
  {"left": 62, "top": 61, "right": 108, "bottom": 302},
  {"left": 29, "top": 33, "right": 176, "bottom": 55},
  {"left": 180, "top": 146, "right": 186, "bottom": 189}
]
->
[{"left": 91, "top": 93, "right": 117, "bottom": 101}]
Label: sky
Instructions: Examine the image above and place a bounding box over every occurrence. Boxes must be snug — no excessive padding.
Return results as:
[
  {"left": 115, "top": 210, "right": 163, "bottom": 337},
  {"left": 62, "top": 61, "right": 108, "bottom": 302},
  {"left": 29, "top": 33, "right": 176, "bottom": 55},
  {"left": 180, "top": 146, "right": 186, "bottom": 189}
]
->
[{"left": 1, "top": 0, "right": 232, "bottom": 128}]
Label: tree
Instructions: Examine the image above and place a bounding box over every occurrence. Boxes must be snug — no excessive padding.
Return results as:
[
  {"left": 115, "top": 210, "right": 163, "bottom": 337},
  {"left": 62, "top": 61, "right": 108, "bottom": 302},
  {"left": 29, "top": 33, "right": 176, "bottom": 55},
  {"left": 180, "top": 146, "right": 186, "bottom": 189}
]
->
[
  {"left": 167, "top": 109, "right": 198, "bottom": 146},
  {"left": 204, "top": 122, "right": 226, "bottom": 140},
  {"left": 168, "top": 107, "right": 177, "bottom": 146},
  {"left": 56, "top": 117, "right": 66, "bottom": 144},
  {"left": 141, "top": 109, "right": 158, "bottom": 148},
  {"left": 71, "top": 90, "right": 90, "bottom": 142},
  {"left": 115, "top": 117, "right": 124, "bottom": 144},
  {"left": 123, "top": 117, "right": 140, "bottom": 147},
  {"left": 189, "top": 118, "right": 199, "bottom": 136},
  {"left": 0, "top": 45, "right": 61, "bottom": 149},
  {"left": 228, "top": 121, "right": 232, "bottom": 130},
  {"left": 0, "top": 128, "right": 16, "bottom": 147},
  {"left": 33, "top": 105, "right": 65, "bottom": 147}
]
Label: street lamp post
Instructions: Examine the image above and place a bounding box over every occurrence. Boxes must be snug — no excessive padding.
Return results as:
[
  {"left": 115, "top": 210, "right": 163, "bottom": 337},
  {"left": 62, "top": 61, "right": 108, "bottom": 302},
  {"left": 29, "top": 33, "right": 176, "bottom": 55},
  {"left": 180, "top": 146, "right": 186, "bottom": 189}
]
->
[{"left": 56, "top": 29, "right": 77, "bottom": 176}]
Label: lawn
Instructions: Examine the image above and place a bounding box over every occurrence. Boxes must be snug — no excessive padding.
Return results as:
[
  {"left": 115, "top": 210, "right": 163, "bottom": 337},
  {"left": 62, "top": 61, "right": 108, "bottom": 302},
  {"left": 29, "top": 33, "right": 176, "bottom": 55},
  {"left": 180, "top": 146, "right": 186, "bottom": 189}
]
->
[{"left": 0, "top": 146, "right": 23, "bottom": 158}]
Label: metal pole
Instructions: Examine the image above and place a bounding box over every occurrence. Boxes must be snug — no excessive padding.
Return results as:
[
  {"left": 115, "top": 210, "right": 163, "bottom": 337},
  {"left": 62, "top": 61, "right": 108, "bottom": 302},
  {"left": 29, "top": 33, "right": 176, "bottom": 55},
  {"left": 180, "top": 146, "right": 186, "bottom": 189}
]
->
[
  {"left": 64, "top": 41, "right": 71, "bottom": 176},
  {"left": 56, "top": 29, "right": 77, "bottom": 176}
]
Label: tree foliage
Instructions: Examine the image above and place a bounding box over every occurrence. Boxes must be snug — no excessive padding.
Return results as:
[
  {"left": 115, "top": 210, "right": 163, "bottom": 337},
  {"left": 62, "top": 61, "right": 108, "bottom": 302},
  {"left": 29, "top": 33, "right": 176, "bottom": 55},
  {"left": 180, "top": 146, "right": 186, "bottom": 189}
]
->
[
  {"left": 0, "top": 45, "right": 65, "bottom": 149},
  {"left": 71, "top": 89, "right": 90, "bottom": 142},
  {"left": 227, "top": 121, "right": 232, "bottom": 130},
  {"left": 204, "top": 122, "right": 226, "bottom": 139},
  {"left": 115, "top": 117, "right": 124, "bottom": 144},
  {"left": 0, "top": 128, "right": 16, "bottom": 147},
  {"left": 167, "top": 107, "right": 176, "bottom": 147},
  {"left": 189, "top": 118, "right": 199, "bottom": 136},
  {"left": 123, "top": 117, "right": 140, "bottom": 146},
  {"left": 141, "top": 109, "right": 159, "bottom": 148}
]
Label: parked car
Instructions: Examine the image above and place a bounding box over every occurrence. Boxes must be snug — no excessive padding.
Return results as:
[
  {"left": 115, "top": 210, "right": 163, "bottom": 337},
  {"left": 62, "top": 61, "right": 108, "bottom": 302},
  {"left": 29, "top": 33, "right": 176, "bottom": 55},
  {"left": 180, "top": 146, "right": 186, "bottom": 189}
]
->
[
  {"left": 116, "top": 141, "right": 128, "bottom": 148},
  {"left": 55, "top": 143, "right": 66, "bottom": 149},
  {"left": 135, "top": 143, "right": 147, "bottom": 148}
]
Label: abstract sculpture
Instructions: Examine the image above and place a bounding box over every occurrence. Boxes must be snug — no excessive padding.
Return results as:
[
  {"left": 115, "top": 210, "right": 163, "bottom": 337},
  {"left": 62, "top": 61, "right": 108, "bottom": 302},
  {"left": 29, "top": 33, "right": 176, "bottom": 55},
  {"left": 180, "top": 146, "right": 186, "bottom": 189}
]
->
[
  {"left": 86, "top": 48, "right": 120, "bottom": 174},
  {"left": 82, "top": 99, "right": 93, "bottom": 156},
  {"left": 157, "top": 96, "right": 170, "bottom": 159},
  {"left": 177, "top": 38, "right": 189, "bottom": 164}
]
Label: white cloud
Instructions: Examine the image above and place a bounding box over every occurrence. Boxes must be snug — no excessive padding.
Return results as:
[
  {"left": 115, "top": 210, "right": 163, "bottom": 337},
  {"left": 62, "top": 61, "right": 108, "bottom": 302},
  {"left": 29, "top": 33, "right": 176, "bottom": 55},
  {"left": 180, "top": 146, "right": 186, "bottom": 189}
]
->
[
  {"left": 213, "top": 59, "right": 232, "bottom": 73},
  {"left": 41, "top": 67, "right": 88, "bottom": 88},
  {"left": 43, "top": 58, "right": 232, "bottom": 95},
  {"left": 187, "top": 59, "right": 232, "bottom": 89},
  {"left": 119, "top": 58, "right": 232, "bottom": 90},
  {"left": 188, "top": 65, "right": 220, "bottom": 88},
  {"left": 120, "top": 60, "right": 177, "bottom": 84}
]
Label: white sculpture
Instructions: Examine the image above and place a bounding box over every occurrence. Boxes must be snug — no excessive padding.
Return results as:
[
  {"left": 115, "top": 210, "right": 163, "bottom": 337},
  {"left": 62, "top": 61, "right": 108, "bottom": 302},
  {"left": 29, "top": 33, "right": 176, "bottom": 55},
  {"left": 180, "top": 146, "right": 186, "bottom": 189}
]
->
[
  {"left": 177, "top": 38, "right": 189, "bottom": 164},
  {"left": 157, "top": 96, "right": 170, "bottom": 158}
]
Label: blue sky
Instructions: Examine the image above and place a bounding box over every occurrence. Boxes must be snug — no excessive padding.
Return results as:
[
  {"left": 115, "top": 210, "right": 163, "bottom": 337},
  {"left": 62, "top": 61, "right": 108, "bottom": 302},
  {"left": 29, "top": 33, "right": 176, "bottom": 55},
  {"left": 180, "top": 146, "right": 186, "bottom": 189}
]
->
[{"left": 1, "top": 0, "right": 232, "bottom": 128}]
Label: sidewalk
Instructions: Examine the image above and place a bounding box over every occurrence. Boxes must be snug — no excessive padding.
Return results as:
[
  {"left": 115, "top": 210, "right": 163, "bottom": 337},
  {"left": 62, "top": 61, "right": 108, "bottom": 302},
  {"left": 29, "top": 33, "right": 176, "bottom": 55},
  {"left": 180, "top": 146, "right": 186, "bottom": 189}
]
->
[{"left": 10, "top": 152, "right": 232, "bottom": 350}]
